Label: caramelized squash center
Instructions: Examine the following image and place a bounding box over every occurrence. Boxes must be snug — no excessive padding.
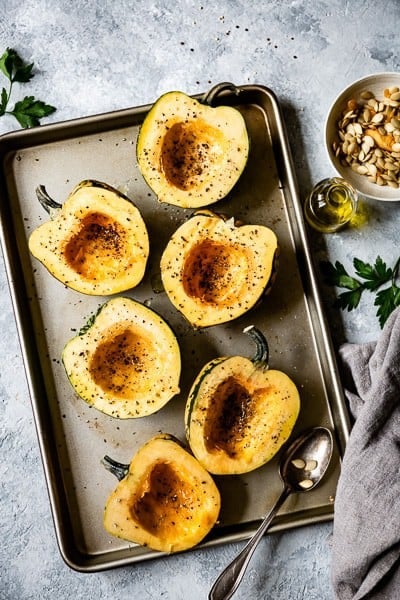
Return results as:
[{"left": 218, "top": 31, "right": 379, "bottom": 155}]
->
[
  {"left": 89, "top": 327, "right": 155, "bottom": 398},
  {"left": 131, "top": 462, "right": 195, "bottom": 535},
  {"left": 182, "top": 239, "right": 249, "bottom": 304},
  {"left": 205, "top": 376, "right": 254, "bottom": 457},
  {"left": 64, "top": 212, "right": 127, "bottom": 279},
  {"left": 161, "top": 120, "right": 225, "bottom": 190}
]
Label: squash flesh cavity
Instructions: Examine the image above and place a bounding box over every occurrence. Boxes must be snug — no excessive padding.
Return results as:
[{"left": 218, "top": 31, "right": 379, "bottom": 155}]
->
[
  {"left": 89, "top": 324, "right": 157, "bottom": 399},
  {"left": 161, "top": 212, "right": 278, "bottom": 327},
  {"left": 131, "top": 462, "right": 199, "bottom": 537},
  {"left": 185, "top": 356, "right": 300, "bottom": 474},
  {"left": 136, "top": 91, "right": 249, "bottom": 208},
  {"left": 161, "top": 119, "right": 226, "bottom": 191},
  {"left": 103, "top": 435, "right": 221, "bottom": 552},
  {"left": 203, "top": 375, "right": 254, "bottom": 457},
  {"left": 62, "top": 297, "right": 181, "bottom": 418},
  {"left": 28, "top": 180, "right": 149, "bottom": 295},
  {"left": 63, "top": 211, "right": 128, "bottom": 279},
  {"left": 182, "top": 239, "right": 251, "bottom": 305}
]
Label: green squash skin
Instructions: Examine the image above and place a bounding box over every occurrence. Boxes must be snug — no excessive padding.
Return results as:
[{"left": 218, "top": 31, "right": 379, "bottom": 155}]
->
[
  {"left": 73, "top": 179, "right": 132, "bottom": 199},
  {"left": 184, "top": 357, "right": 227, "bottom": 438}
]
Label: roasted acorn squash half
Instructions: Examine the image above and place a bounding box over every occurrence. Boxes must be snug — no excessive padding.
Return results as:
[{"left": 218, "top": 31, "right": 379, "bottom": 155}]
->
[
  {"left": 160, "top": 210, "right": 279, "bottom": 327},
  {"left": 136, "top": 91, "right": 249, "bottom": 208},
  {"left": 103, "top": 434, "right": 221, "bottom": 552},
  {"left": 62, "top": 297, "right": 181, "bottom": 418},
  {"left": 28, "top": 180, "right": 149, "bottom": 295},
  {"left": 185, "top": 326, "right": 300, "bottom": 474}
]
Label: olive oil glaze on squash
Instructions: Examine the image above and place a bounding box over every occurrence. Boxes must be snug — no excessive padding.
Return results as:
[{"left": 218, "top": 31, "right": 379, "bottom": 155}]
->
[
  {"left": 102, "top": 434, "right": 221, "bottom": 553},
  {"left": 160, "top": 210, "right": 279, "bottom": 327},
  {"left": 62, "top": 297, "right": 181, "bottom": 419},
  {"left": 136, "top": 91, "right": 249, "bottom": 209},
  {"left": 185, "top": 327, "right": 300, "bottom": 475},
  {"left": 28, "top": 180, "right": 149, "bottom": 295}
]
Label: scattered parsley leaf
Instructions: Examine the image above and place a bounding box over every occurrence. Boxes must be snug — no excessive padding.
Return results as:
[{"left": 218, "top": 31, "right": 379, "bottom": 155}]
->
[
  {"left": 10, "top": 96, "right": 56, "bottom": 128},
  {"left": 0, "top": 47, "right": 34, "bottom": 83},
  {"left": 353, "top": 256, "right": 392, "bottom": 291},
  {"left": 334, "top": 287, "right": 363, "bottom": 312},
  {"left": 321, "top": 255, "right": 400, "bottom": 328},
  {"left": 374, "top": 285, "right": 400, "bottom": 329},
  {"left": 0, "top": 47, "right": 55, "bottom": 127},
  {"left": 0, "top": 48, "right": 18, "bottom": 80},
  {"left": 320, "top": 260, "right": 362, "bottom": 290},
  {"left": 0, "top": 87, "right": 7, "bottom": 114},
  {"left": 78, "top": 306, "right": 103, "bottom": 336}
]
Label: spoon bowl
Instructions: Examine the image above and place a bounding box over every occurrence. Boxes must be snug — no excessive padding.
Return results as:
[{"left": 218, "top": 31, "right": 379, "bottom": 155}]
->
[
  {"left": 209, "top": 426, "right": 334, "bottom": 600},
  {"left": 280, "top": 426, "right": 333, "bottom": 493}
]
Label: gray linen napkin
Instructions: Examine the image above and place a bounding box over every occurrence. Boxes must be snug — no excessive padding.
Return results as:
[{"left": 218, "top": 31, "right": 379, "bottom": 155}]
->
[{"left": 331, "top": 306, "right": 400, "bottom": 599}]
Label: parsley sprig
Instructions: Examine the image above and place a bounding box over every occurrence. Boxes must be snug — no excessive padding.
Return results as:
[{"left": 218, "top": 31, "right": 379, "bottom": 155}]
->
[
  {"left": 78, "top": 306, "right": 103, "bottom": 336},
  {"left": 0, "top": 48, "right": 56, "bottom": 127},
  {"left": 320, "top": 256, "right": 400, "bottom": 328}
]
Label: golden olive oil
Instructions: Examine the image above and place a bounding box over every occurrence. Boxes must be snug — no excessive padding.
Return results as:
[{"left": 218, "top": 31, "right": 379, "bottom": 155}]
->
[{"left": 304, "top": 177, "right": 358, "bottom": 233}]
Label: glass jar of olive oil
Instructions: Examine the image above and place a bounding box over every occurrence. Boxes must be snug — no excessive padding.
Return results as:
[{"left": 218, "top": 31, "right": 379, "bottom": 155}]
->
[{"left": 304, "top": 177, "right": 358, "bottom": 233}]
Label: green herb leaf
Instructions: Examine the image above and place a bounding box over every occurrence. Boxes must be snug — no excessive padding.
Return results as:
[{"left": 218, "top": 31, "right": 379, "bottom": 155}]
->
[
  {"left": 320, "top": 260, "right": 361, "bottom": 290},
  {"left": 354, "top": 256, "right": 392, "bottom": 291},
  {"left": 78, "top": 306, "right": 103, "bottom": 336},
  {"left": 12, "top": 60, "right": 34, "bottom": 83},
  {"left": 0, "top": 48, "right": 56, "bottom": 128},
  {"left": 374, "top": 285, "right": 400, "bottom": 328},
  {"left": 9, "top": 95, "right": 56, "bottom": 127},
  {"left": 0, "top": 87, "right": 7, "bottom": 114},
  {"left": 0, "top": 48, "right": 15, "bottom": 80},
  {"left": 0, "top": 48, "right": 34, "bottom": 83},
  {"left": 321, "top": 255, "right": 400, "bottom": 328},
  {"left": 334, "top": 288, "right": 363, "bottom": 312}
]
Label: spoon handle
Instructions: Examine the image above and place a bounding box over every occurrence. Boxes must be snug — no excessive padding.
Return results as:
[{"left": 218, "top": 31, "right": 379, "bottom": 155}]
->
[{"left": 208, "top": 486, "right": 291, "bottom": 600}]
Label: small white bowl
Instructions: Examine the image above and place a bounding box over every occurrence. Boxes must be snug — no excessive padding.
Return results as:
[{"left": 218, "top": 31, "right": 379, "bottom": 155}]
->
[{"left": 325, "top": 72, "right": 400, "bottom": 201}]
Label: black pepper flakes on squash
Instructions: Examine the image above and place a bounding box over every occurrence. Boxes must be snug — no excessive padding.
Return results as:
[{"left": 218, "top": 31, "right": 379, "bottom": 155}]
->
[
  {"left": 103, "top": 434, "right": 221, "bottom": 552},
  {"left": 185, "top": 327, "right": 300, "bottom": 474},
  {"left": 136, "top": 91, "right": 249, "bottom": 208},
  {"left": 160, "top": 210, "right": 279, "bottom": 327},
  {"left": 28, "top": 180, "right": 149, "bottom": 296},
  {"left": 62, "top": 297, "right": 181, "bottom": 419}
]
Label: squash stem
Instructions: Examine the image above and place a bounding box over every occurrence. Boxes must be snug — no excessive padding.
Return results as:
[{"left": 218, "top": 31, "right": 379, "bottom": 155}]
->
[
  {"left": 102, "top": 455, "right": 129, "bottom": 481},
  {"left": 243, "top": 325, "right": 269, "bottom": 368},
  {"left": 36, "top": 185, "right": 62, "bottom": 217}
]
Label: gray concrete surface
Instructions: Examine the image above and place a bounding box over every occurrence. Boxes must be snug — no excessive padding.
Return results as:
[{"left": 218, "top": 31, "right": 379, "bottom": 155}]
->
[{"left": 0, "top": 1, "right": 399, "bottom": 598}]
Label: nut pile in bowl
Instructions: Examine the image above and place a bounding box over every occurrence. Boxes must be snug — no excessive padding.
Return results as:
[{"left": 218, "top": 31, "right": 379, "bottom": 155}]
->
[
  {"left": 325, "top": 73, "right": 400, "bottom": 201},
  {"left": 333, "top": 88, "right": 400, "bottom": 188}
]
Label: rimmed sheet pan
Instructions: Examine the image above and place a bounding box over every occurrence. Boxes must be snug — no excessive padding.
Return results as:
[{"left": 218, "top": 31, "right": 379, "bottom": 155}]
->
[{"left": 0, "top": 84, "right": 350, "bottom": 571}]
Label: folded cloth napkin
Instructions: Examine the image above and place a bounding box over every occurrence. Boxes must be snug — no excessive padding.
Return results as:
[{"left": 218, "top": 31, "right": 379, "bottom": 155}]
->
[{"left": 331, "top": 305, "right": 400, "bottom": 599}]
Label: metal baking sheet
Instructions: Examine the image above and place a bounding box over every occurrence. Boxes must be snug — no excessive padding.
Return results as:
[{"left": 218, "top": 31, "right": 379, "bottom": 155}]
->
[{"left": 0, "top": 83, "right": 350, "bottom": 572}]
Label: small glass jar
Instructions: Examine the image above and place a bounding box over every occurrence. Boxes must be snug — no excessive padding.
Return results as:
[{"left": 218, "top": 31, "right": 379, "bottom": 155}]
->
[{"left": 304, "top": 177, "right": 358, "bottom": 233}]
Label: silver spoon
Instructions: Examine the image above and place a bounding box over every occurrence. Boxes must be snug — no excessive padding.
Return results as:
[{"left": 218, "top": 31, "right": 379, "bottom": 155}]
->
[{"left": 208, "top": 426, "right": 334, "bottom": 600}]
